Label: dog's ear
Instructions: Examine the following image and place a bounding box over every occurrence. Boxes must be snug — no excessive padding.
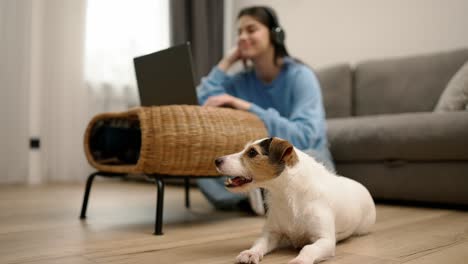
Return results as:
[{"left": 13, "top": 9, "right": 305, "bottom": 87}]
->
[{"left": 269, "top": 137, "right": 298, "bottom": 166}]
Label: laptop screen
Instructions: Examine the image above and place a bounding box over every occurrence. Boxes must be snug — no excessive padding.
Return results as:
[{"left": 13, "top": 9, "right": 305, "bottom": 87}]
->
[{"left": 133, "top": 43, "right": 198, "bottom": 106}]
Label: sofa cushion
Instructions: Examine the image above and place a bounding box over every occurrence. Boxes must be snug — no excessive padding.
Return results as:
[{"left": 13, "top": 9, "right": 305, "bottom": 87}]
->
[
  {"left": 434, "top": 60, "right": 468, "bottom": 111},
  {"left": 354, "top": 49, "right": 468, "bottom": 116},
  {"left": 336, "top": 162, "right": 468, "bottom": 205},
  {"left": 316, "top": 64, "right": 352, "bottom": 118},
  {"left": 327, "top": 111, "right": 468, "bottom": 161}
]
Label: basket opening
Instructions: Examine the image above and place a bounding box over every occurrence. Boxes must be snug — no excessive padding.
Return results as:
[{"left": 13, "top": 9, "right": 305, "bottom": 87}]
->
[{"left": 89, "top": 116, "right": 141, "bottom": 165}]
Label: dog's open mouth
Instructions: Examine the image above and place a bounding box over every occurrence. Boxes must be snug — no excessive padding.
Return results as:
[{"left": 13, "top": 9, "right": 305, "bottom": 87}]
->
[{"left": 224, "top": 176, "right": 253, "bottom": 188}]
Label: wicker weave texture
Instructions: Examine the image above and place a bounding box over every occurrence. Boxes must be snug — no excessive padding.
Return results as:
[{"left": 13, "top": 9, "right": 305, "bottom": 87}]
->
[{"left": 84, "top": 105, "right": 268, "bottom": 176}]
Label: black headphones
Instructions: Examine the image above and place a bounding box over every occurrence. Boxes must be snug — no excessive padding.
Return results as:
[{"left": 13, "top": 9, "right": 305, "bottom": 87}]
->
[{"left": 263, "top": 7, "right": 285, "bottom": 46}]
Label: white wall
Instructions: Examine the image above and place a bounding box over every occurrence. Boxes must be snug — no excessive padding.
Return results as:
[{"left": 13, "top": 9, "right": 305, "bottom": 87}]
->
[
  {"left": 227, "top": 0, "right": 468, "bottom": 68},
  {"left": 0, "top": 0, "right": 89, "bottom": 184},
  {"left": 0, "top": 0, "right": 31, "bottom": 183}
]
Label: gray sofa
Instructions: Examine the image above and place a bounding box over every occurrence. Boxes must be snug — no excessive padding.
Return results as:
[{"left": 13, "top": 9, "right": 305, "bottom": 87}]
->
[{"left": 317, "top": 48, "right": 468, "bottom": 206}]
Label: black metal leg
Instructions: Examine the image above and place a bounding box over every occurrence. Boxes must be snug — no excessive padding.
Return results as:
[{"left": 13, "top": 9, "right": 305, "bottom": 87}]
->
[
  {"left": 80, "top": 172, "right": 100, "bottom": 219},
  {"left": 80, "top": 172, "right": 208, "bottom": 235},
  {"left": 154, "top": 177, "right": 165, "bottom": 235},
  {"left": 184, "top": 177, "right": 190, "bottom": 208}
]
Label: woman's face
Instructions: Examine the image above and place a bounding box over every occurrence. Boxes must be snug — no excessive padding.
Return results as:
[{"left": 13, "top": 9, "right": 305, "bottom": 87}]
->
[{"left": 237, "top": 15, "right": 272, "bottom": 59}]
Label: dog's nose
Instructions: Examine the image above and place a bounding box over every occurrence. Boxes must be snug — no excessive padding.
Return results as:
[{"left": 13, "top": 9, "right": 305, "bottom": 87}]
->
[{"left": 214, "top": 157, "right": 224, "bottom": 167}]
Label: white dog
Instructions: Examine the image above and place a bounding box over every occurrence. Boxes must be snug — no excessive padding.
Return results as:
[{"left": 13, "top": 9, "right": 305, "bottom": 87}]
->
[{"left": 215, "top": 137, "right": 376, "bottom": 264}]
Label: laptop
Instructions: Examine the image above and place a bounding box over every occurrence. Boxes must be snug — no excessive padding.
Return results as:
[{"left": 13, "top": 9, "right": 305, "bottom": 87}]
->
[{"left": 133, "top": 42, "right": 198, "bottom": 106}]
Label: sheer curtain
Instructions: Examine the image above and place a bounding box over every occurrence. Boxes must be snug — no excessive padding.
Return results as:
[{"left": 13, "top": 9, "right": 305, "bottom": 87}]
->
[
  {"left": 0, "top": 0, "right": 170, "bottom": 183},
  {"left": 85, "top": 0, "right": 170, "bottom": 112}
]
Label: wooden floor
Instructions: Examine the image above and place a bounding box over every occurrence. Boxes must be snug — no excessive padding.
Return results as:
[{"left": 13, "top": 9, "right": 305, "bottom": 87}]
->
[{"left": 0, "top": 179, "right": 467, "bottom": 264}]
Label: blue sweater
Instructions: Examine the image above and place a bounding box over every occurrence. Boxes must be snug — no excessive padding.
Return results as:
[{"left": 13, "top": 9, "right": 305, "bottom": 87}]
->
[{"left": 196, "top": 57, "right": 328, "bottom": 152}]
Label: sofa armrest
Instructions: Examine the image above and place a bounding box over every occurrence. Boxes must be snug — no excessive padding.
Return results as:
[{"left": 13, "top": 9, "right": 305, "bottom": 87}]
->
[{"left": 327, "top": 111, "right": 468, "bottom": 162}]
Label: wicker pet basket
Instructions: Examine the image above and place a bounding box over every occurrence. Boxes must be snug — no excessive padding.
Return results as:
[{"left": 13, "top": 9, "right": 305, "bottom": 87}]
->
[{"left": 84, "top": 105, "right": 268, "bottom": 176}]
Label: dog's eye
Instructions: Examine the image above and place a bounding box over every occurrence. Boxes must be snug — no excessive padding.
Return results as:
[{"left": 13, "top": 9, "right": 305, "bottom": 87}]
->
[{"left": 247, "top": 148, "right": 258, "bottom": 158}]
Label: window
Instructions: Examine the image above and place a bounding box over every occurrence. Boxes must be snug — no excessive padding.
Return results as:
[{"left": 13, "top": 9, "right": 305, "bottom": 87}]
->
[{"left": 85, "top": 0, "right": 169, "bottom": 95}]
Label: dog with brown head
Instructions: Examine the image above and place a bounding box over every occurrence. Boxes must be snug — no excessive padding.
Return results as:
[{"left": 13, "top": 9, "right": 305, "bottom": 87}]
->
[
  {"left": 215, "top": 137, "right": 298, "bottom": 193},
  {"left": 216, "top": 136, "right": 376, "bottom": 264}
]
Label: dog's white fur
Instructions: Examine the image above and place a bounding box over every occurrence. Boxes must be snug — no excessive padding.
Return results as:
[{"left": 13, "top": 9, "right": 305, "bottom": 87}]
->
[{"left": 217, "top": 138, "right": 376, "bottom": 264}]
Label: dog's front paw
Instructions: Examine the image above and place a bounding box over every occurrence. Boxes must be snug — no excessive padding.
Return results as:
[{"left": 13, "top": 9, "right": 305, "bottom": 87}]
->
[
  {"left": 288, "top": 257, "right": 309, "bottom": 264},
  {"left": 235, "top": 249, "right": 263, "bottom": 264}
]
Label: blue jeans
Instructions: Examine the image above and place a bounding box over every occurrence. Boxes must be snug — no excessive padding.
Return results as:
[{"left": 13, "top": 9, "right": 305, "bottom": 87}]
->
[{"left": 197, "top": 147, "right": 335, "bottom": 210}]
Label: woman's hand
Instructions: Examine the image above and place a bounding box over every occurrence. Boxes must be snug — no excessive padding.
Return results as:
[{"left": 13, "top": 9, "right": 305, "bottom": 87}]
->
[
  {"left": 218, "top": 47, "right": 243, "bottom": 72},
  {"left": 203, "top": 94, "right": 251, "bottom": 111}
]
